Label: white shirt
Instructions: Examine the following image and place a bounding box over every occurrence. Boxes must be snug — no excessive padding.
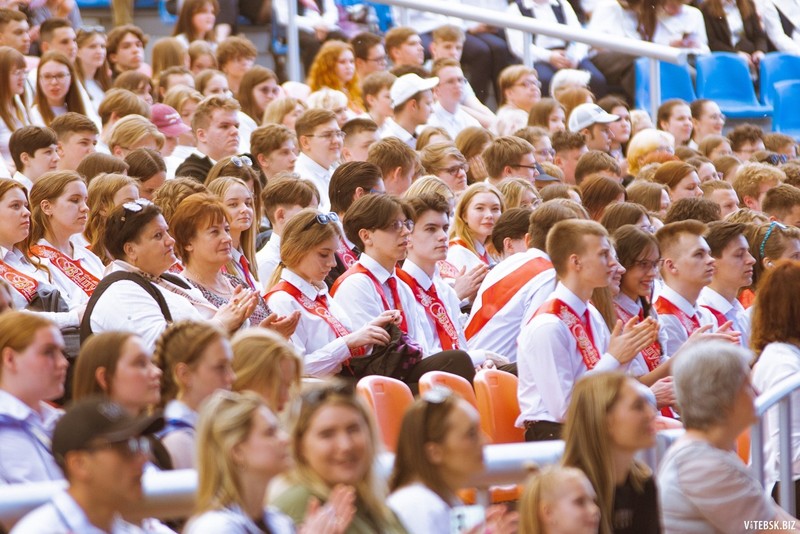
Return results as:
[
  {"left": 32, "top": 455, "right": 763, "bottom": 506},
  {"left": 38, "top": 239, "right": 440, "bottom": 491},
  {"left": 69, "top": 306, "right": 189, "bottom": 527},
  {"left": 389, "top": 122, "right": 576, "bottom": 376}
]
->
[
  {"left": 0, "top": 246, "right": 80, "bottom": 329},
  {"left": 256, "top": 232, "right": 281, "bottom": 290},
  {"left": 185, "top": 505, "right": 295, "bottom": 534},
  {"left": 274, "top": 0, "right": 339, "bottom": 33},
  {"left": 506, "top": 0, "right": 589, "bottom": 62},
  {"left": 758, "top": 0, "right": 800, "bottom": 53},
  {"left": 697, "top": 286, "right": 750, "bottom": 347},
  {"left": 653, "top": 284, "right": 717, "bottom": 357},
  {"left": 0, "top": 390, "right": 63, "bottom": 485},
  {"left": 388, "top": 483, "right": 451, "bottom": 534},
  {"left": 35, "top": 237, "right": 105, "bottom": 308},
  {"left": 238, "top": 110, "right": 256, "bottom": 154},
  {"left": 89, "top": 261, "right": 209, "bottom": 350},
  {"left": 161, "top": 400, "right": 197, "bottom": 470},
  {"left": 11, "top": 490, "right": 145, "bottom": 534},
  {"left": 446, "top": 240, "right": 494, "bottom": 274},
  {"left": 516, "top": 283, "right": 623, "bottom": 424},
  {"left": 380, "top": 117, "right": 416, "bottom": 149},
  {"left": 265, "top": 268, "right": 353, "bottom": 377},
  {"left": 11, "top": 171, "right": 32, "bottom": 191},
  {"left": 427, "top": 102, "right": 481, "bottom": 140},
  {"left": 293, "top": 152, "right": 334, "bottom": 212},
  {"left": 492, "top": 106, "right": 529, "bottom": 137},
  {"left": 752, "top": 342, "right": 800, "bottom": 493},
  {"left": 399, "top": 259, "right": 485, "bottom": 365},
  {"left": 466, "top": 248, "right": 556, "bottom": 361},
  {"left": 614, "top": 293, "right": 670, "bottom": 378}
]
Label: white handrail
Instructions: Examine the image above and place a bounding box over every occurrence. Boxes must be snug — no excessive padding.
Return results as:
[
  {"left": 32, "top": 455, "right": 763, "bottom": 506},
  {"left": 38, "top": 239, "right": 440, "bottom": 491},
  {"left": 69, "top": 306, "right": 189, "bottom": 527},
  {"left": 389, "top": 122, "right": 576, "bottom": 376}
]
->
[
  {"left": 751, "top": 374, "right": 800, "bottom": 517},
  {"left": 1, "top": 434, "right": 687, "bottom": 528}
]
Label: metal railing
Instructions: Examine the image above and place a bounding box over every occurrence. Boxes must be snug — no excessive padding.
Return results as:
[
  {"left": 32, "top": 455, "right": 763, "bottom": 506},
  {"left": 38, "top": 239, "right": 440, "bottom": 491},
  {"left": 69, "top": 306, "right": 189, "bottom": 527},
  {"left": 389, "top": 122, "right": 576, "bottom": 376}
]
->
[
  {"left": 751, "top": 374, "right": 800, "bottom": 517},
  {"left": 283, "top": 0, "right": 689, "bottom": 117},
  {"left": 1, "top": 433, "right": 687, "bottom": 528}
]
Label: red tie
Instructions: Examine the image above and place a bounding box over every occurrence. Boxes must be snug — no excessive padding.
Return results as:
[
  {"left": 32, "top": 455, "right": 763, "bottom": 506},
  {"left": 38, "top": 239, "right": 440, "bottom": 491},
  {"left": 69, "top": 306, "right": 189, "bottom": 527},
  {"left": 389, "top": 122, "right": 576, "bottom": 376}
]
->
[
  {"left": 582, "top": 309, "right": 595, "bottom": 347},
  {"left": 385, "top": 276, "right": 409, "bottom": 333},
  {"left": 239, "top": 255, "right": 256, "bottom": 290}
]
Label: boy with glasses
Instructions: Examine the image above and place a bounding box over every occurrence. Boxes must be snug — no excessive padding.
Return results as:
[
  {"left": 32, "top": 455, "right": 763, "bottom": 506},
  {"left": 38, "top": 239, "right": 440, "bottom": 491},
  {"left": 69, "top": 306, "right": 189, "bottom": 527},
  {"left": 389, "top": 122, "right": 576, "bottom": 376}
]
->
[
  {"left": 483, "top": 135, "right": 538, "bottom": 188},
  {"left": 11, "top": 398, "right": 163, "bottom": 533},
  {"left": 427, "top": 58, "right": 480, "bottom": 139},
  {"left": 294, "top": 108, "right": 344, "bottom": 212},
  {"left": 352, "top": 32, "right": 387, "bottom": 80}
]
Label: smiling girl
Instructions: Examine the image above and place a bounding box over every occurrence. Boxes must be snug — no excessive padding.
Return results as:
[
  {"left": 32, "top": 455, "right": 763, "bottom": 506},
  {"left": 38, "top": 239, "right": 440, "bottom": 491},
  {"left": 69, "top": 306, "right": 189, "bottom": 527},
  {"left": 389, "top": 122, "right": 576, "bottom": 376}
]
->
[
  {"left": 208, "top": 176, "right": 259, "bottom": 291},
  {"left": 173, "top": 0, "right": 219, "bottom": 48},
  {"left": 308, "top": 41, "right": 363, "bottom": 114},
  {"left": 447, "top": 182, "right": 505, "bottom": 270}
]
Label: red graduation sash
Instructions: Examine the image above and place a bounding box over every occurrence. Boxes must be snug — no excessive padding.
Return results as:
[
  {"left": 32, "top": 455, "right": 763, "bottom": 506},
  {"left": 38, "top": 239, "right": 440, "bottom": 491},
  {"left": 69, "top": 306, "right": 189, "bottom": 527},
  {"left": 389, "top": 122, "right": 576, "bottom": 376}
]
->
[
  {"left": 449, "top": 238, "right": 490, "bottom": 265},
  {"left": 534, "top": 298, "right": 601, "bottom": 370},
  {"left": 654, "top": 296, "right": 700, "bottom": 336},
  {"left": 0, "top": 259, "right": 38, "bottom": 302},
  {"left": 330, "top": 263, "right": 408, "bottom": 333},
  {"left": 30, "top": 244, "right": 99, "bottom": 297},
  {"left": 396, "top": 268, "right": 459, "bottom": 350},
  {"left": 465, "top": 257, "right": 553, "bottom": 340},
  {"left": 336, "top": 237, "right": 358, "bottom": 268},
  {"left": 700, "top": 304, "right": 727, "bottom": 327},
  {"left": 265, "top": 280, "right": 366, "bottom": 358}
]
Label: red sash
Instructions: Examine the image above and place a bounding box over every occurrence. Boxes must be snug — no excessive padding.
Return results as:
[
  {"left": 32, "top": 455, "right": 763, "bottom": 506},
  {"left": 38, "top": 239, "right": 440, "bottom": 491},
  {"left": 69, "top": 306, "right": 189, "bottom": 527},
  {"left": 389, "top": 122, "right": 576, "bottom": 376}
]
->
[
  {"left": 0, "top": 259, "right": 39, "bottom": 302},
  {"left": 265, "top": 280, "right": 366, "bottom": 358},
  {"left": 330, "top": 263, "right": 409, "bottom": 332},
  {"left": 449, "top": 238, "right": 489, "bottom": 265},
  {"left": 436, "top": 260, "right": 460, "bottom": 279},
  {"left": 396, "top": 268, "right": 459, "bottom": 350},
  {"left": 700, "top": 304, "right": 727, "bottom": 327},
  {"left": 336, "top": 237, "right": 358, "bottom": 268},
  {"left": 30, "top": 244, "right": 99, "bottom": 297},
  {"left": 465, "top": 257, "right": 553, "bottom": 340},
  {"left": 534, "top": 299, "right": 601, "bottom": 370},
  {"left": 654, "top": 297, "right": 700, "bottom": 336},
  {"left": 168, "top": 261, "right": 184, "bottom": 274}
]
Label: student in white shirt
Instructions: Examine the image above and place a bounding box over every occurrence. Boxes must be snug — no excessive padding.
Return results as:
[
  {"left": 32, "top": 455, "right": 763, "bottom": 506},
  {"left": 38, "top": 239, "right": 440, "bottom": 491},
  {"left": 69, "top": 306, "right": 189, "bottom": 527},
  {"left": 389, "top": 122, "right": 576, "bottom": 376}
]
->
[
  {"left": 381, "top": 73, "right": 438, "bottom": 149},
  {"left": 27, "top": 171, "right": 104, "bottom": 308},
  {"left": 0, "top": 311, "right": 66, "bottom": 485},
  {"left": 9, "top": 125, "right": 60, "bottom": 191},
  {"left": 250, "top": 124, "right": 298, "bottom": 183},
  {"left": 367, "top": 136, "right": 419, "bottom": 197},
  {"left": 419, "top": 142, "right": 470, "bottom": 198},
  {"left": 293, "top": 108, "right": 343, "bottom": 212},
  {"left": 698, "top": 221, "right": 755, "bottom": 347},
  {"left": 467, "top": 201, "right": 583, "bottom": 361},
  {"left": 332, "top": 193, "right": 476, "bottom": 384},
  {"left": 258, "top": 176, "right": 320, "bottom": 289},
  {"left": 517, "top": 220, "right": 658, "bottom": 440},
  {"left": 264, "top": 209, "right": 398, "bottom": 378},
  {"left": 654, "top": 220, "right": 739, "bottom": 356},
  {"left": 427, "top": 59, "right": 481, "bottom": 140},
  {"left": 447, "top": 182, "right": 504, "bottom": 272},
  {"left": 0, "top": 47, "right": 31, "bottom": 169},
  {"left": 154, "top": 321, "right": 234, "bottom": 470}
]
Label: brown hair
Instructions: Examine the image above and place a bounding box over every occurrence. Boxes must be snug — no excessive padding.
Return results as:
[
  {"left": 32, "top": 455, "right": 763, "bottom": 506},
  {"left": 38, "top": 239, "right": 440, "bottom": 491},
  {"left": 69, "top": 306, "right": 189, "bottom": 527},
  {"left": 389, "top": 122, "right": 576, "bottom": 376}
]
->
[
  {"left": 76, "top": 27, "right": 112, "bottom": 92},
  {"left": 546, "top": 219, "right": 608, "bottom": 275},
  {"left": 35, "top": 52, "right": 87, "bottom": 127},
  {"left": 527, "top": 200, "right": 585, "bottom": 250},
  {"left": 655, "top": 219, "right": 708, "bottom": 260},
  {"left": 216, "top": 35, "right": 257, "bottom": 67},
  {"left": 271, "top": 208, "right": 342, "bottom": 288},
  {"left": 76, "top": 152, "right": 129, "bottom": 182},
  {"left": 192, "top": 95, "right": 240, "bottom": 132},
  {"left": 262, "top": 176, "right": 319, "bottom": 223},
  {"left": 169, "top": 192, "right": 228, "bottom": 262},
  {"left": 71, "top": 331, "right": 138, "bottom": 401},
  {"left": 98, "top": 88, "right": 150, "bottom": 127},
  {"left": 664, "top": 198, "right": 721, "bottom": 224},
  {"left": 733, "top": 163, "right": 784, "bottom": 206},
  {"left": 574, "top": 151, "right": 621, "bottom": 186},
  {"left": 751, "top": 260, "right": 800, "bottom": 356},
  {"left": 329, "top": 161, "right": 382, "bottom": 215},
  {"left": 367, "top": 136, "right": 418, "bottom": 178},
  {"left": 0, "top": 46, "right": 27, "bottom": 132},
  {"left": 491, "top": 207, "right": 532, "bottom": 253},
  {"left": 173, "top": 0, "right": 218, "bottom": 42},
  {"left": 579, "top": 175, "right": 626, "bottom": 221},
  {"left": 343, "top": 193, "right": 414, "bottom": 250},
  {"left": 653, "top": 160, "right": 696, "bottom": 192},
  {"left": 152, "top": 176, "right": 207, "bottom": 224},
  {"left": 483, "top": 136, "right": 534, "bottom": 179},
  {"left": 528, "top": 98, "right": 564, "bottom": 129},
  {"left": 763, "top": 184, "right": 800, "bottom": 220},
  {"left": 599, "top": 202, "right": 648, "bottom": 234},
  {"left": 237, "top": 66, "right": 278, "bottom": 125},
  {"left": 85, "top": 173, "right": 139, "bottom": 264}
]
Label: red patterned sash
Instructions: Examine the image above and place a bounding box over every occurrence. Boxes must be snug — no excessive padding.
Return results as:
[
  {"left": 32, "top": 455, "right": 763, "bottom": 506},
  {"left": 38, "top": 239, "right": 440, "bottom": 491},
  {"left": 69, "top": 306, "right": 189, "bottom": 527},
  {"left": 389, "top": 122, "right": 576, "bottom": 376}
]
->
[
  {"left": 396, "top": 268, "right": 459, "bottom": 350},
  {"left": 614, "top": 301, "right": 662, "bottom": 372},
  {"left": 534, "top": 299, "right": 600, "bottom": 369},
  {"left": 0, "top": 259, "right": 38, "bottom": 302},
  {"left": 30, "top": 244, "right": 99, "bottom": 296},
  {"left": 331, "top": 263, "right": 409, "bottom": 332},
  {"left": 654, "top": 297, "right": 700, "bottom": 336},
  {"left": 436, "top": 259, "right": 460, "bottom": 279},
  {"left": 337, "top": 237, "right": 358, "bottom": 268}
]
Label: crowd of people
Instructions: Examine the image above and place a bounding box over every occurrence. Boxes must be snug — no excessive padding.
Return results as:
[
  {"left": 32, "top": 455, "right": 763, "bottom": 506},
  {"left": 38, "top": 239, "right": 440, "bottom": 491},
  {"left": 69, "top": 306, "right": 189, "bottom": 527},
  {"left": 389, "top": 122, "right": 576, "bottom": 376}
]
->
[{"left": 0, "top": 0, "right": 799, "bottom": 532}]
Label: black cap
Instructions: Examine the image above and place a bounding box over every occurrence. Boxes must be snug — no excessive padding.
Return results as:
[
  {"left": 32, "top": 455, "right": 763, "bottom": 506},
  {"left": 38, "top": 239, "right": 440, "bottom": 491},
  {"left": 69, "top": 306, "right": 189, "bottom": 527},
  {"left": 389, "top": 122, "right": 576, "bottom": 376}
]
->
[{"left": 52, "top": 397, "right": 164, "bottom": 461}]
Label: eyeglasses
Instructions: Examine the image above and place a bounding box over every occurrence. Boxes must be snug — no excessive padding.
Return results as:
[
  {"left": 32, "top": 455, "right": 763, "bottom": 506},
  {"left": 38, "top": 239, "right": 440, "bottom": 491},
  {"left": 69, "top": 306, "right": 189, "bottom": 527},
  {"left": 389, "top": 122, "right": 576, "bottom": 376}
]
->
[
  {"left": 307, "top": 130, "right": 346, "bottom": 141},
  {"left": 41, "top": 72, "right": 71, "bottom": 84},
  {"left": 760, "top": 221, "right": 788, "bottom": 259},
  {"left": 535, "top": 148, "right": 556, "bottom": 158},
  {"left": 441, "top": 163, "right": 469, "bottom": 176},
  {"left": 656, "top": 145, "right": 675, "bottom": 154},
  {"left": 704, "top": 113, "right": 726, "bottom": 122},
  {"left": 11, "top": 69, "right": 25, "bottom": 78},
  {"left": 382, "top": 219, "right": 414, "bottom": 232},
  {"left": 441, "top": 77, "right": 467, "bottom": 86},
  {"left": 514, "top": 79, "right": 541, "bottom": 89},
  {"left": 366, "top": 55, "right": 387, "bottom": 65},
  {"left": 638, "top": 224, "right": 655, "bottom": 234},
  {"left": 87, "top": 436, "right": 152, "bottom": 458},
  {"left": 759, "top": 153, "right": 789, "bottom": 166},
  {"left": 512, "top": 164, "right": 540, "bottom": 175},
  {"left": 230, "top": 155, "right": 252, "bottom": 167},
  {"left": 632, "top": 258, "right": 662, "bottom": 272},
  {"left": 301, "top": 211, "right": 340, "bottom": 231}
]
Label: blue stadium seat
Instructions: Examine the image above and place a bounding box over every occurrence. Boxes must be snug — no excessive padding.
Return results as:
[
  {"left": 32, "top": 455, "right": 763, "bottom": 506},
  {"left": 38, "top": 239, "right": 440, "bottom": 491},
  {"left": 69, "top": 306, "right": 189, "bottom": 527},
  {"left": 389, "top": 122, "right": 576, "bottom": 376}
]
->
[
  {"left": 772, "top": 80, "right": 800, "bottom": 140},
  {"left": 695, "top": 52, "right": 772, "bottom": 119},
  {"left": 634, "top": 57, "right": 696, "bottom": 110},
  {"left": 759, "top": 52, "right": 800, "bottom": 107},
  {"left": 78, "top": 0, "right": 155, "bottom": 8},
  {"left": 159, "top": 0, "right": 177, "bottom": 25}
]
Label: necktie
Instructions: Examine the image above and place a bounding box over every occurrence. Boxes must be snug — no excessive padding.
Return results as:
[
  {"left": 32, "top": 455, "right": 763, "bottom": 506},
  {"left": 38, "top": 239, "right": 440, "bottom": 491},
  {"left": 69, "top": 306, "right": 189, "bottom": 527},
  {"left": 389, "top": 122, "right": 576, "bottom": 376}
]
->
[
  {"left": 239, "top": 255, "right": 255, "bottom": 290},
  {"left": 386, "top": 276, "right": 399, "bottom": 309}
]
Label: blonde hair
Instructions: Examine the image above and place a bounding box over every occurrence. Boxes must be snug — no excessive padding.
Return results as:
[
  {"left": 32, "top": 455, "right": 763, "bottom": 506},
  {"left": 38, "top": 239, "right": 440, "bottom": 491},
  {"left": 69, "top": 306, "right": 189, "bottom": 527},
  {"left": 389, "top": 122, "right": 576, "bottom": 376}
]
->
[
  {"left": 206, "top": 176, "right": 258, "bottom": 282},
  {"left": 26, "top": 171, "right": 84, "bottom": 268},
  {"left": 109, "top": 114, "right": 166, "bottom": 153},
  {"left": 263, "top": 97, "right": 306, "bottom": 126},
  {"left": 0, "top": 311, "right": 55, "bottom": 382},
  {"left": 627, "top": 129, "right": 675, "bottom": 176},
  {"left": 269, "top": 208, "right": 341, "bottom": 288},
  {"left": 231, "top": 328, "right": 303, "bottom": 413},
  {"left": 420, "top": 142, "right": 466, "bottom": 175},
  {"left": 519, "top": 466, "right": 595, "bottom": 534},
  {"left": 306, "top": 87, "right": 349, "bottom": 114},
  {"left": 85, "top": 173, "right": 139, "bottom": 264},
  {"left": 404, "top": 175, "right": 455, "bottom": 205},
  {"left": 450, "top": 182, "right": 505, "bottom": 256},
  {"left": 499, "top": 178, "right": 538, "bottom": 209}
]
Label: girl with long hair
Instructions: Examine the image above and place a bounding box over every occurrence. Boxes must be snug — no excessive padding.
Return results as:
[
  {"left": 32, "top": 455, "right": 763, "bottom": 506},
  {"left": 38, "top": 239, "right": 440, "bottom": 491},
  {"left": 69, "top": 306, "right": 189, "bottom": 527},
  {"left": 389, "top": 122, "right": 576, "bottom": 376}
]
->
[
  {"left": 75, "top": 28, "right": 111, "bottom": 113},
  {"left": 173, "top": 0, "right": 219, "bottom": 47},
  {"left": 518, "top": 466, "right": 601, "bottom": 534},
  {"left": 32, "top": 52, "right": 87, "bottom": 127},
  {"left": 447, "top": 182, "right": 505, "bottom": 270},
  {"left": 307, "top": 41, "right": 363, "bottom": 113},
  {"left": 0, "top": 46, "right": 30, "bottom": 166},
  {"left": 82, "top": 173, "right": 139, "bottom": 263},
  {"left": 237, "top": 66, "right": 281, "bottom": 127}
]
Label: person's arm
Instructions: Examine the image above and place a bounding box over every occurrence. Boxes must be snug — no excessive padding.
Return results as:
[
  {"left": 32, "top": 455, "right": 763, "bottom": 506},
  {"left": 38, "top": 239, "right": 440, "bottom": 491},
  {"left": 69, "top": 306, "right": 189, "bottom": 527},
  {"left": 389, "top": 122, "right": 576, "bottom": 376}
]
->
[
  {"left": 506, "top": 3, "right": 554, "bottom": 62},
  {"left": 273, "top": 0, "right": 318, "bottom": 33},
  {"left": 755, "top": 0, "right": 800, "bottom": 53},
  {"left": 461, "top": 83, "right": 496, "bottom": 128}
]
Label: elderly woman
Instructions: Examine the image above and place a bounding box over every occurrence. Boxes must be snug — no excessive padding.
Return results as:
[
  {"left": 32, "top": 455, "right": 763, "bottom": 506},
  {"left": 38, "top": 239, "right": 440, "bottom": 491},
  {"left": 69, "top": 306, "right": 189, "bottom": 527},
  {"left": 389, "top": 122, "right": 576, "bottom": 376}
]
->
[
  {"left": 81, "top": 199, "right": 256, "bottom": 349},
  {"left": 658, "top": 341, "right": 798, "bottom": 533}
]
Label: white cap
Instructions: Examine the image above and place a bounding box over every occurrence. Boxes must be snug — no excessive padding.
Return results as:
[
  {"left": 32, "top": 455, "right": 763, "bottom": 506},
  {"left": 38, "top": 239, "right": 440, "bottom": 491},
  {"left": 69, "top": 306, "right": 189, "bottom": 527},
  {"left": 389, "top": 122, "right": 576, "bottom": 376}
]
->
[
  {"left": 390, "top": 74, "right": 439, "bottom": 109},
  {"left": 568, "top": 103, "right": 619, "bottom": 132}
]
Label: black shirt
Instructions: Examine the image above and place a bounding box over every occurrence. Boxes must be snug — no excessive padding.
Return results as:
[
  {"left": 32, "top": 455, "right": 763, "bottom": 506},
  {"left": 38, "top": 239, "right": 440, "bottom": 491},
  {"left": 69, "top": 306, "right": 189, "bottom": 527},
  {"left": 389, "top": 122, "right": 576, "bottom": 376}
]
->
[{"left": 614, "top": 474, "right": 662, "bottom": 534}]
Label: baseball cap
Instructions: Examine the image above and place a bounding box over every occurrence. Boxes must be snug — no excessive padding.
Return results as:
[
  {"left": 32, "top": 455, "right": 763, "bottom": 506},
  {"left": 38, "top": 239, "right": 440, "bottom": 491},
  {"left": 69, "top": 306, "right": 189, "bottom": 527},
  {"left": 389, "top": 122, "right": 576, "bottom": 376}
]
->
[
  {"left": 151, "top": 103, "right": 192, "bottom": 137},
  {"left": 568, "top": 103, "right": 619, "bottom": 133},
  {"left": 52, "top": 398, "right": 164, "bottom": 462},
  {"left": 390, "top": 74, "right": 439, "bottom": 109}
]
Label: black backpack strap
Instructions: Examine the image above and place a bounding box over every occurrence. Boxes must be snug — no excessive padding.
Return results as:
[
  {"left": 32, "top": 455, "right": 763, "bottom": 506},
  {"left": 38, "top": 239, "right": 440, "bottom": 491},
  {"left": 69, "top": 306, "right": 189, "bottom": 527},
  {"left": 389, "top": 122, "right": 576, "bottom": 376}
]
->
[
  {"left": 80, "top": 271, "right": 173, "bottom": 343},
  {"left": 160, "top": 272, "right": 192, "bottom": 290}
]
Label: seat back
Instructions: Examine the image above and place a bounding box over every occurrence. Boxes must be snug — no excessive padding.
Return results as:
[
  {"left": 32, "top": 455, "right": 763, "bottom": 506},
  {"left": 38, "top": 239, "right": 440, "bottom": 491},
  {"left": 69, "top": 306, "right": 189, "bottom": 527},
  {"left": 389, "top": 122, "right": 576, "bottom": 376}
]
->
[
  {"left": 474, "top": 369, "right": 525, "bottom": 443},
  {"left": 634, "top": 58, "right": 696, "bottom": 110},
  {"left": 356, "top": 375, "right": 413, "bottom": 453},
  {"left": 773, "top": 80, "right": 800, "bottom": 136},
  {"left": 759, "top": 52, "right": 800, "bottom": 106},
  {"left": 696, "top": 52, "right": 761, "bottom": 107},
  {"left": 418, "top": 371, "right": 479, "bottom": 409}
]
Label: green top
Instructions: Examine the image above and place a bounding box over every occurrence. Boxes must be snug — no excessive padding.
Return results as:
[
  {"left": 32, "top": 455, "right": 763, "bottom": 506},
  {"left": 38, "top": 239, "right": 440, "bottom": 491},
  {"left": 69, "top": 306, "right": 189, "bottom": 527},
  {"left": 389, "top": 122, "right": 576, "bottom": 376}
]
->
[{"left": 274, "top": 482, "right": 408, "bottom": 534}]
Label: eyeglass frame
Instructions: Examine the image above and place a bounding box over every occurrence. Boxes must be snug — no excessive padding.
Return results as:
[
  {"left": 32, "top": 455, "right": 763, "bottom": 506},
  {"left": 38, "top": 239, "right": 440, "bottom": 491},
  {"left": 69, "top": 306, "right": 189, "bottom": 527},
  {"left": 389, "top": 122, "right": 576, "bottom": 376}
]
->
[
  {"left": 440, "top": 163, "right": 469, "bottom": 176},
  {"left": 378, "top": 218, "right": 414, "bottom": 233},
  {"left": 305, "top": 130, "right": 346, "bottom": 141},
  {"left": 301, "top": 211, "right": 340, "bottom": 232}
]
